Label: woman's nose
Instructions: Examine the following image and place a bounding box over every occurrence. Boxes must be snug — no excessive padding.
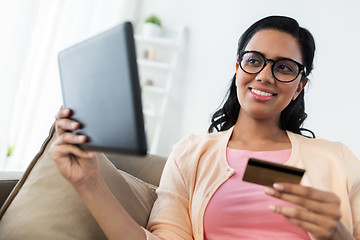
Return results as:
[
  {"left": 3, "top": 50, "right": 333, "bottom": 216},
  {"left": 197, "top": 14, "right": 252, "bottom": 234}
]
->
[{"left": 254, "top": 63, "right": 275, "bottom": 84}]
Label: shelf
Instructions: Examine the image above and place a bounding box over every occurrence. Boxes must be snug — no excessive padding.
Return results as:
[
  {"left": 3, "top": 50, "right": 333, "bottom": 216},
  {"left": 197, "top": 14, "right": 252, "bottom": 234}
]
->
[
  {"left": 135, "top": 25, "right": 185, "bottom": 154},
  {"left": 143, "top": 109, "right": 157, "bottom": 117},
  {"left": 135, "top": 35, "right": 177, "bottom": 48},
  {"left": 142, "top": 85, "right": 167, "bottom": 94},
  {"left": 137, "top": 59, "right": 171, "bottom": 71}
]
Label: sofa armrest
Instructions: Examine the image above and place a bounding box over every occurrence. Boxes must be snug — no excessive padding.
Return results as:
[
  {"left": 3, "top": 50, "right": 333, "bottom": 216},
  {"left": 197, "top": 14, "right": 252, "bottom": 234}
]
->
[
  {"left": 0, "top": 180, "right": 18, "bottom": 209},
  {"left": 0, "top": 172, "right": 23, "bottom": 209}
]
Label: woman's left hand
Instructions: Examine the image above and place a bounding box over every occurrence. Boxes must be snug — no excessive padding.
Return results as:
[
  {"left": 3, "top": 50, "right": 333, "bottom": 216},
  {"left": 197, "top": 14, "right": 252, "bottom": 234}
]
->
[{"left": 265, "top": 183, "right": 355, "bottom": 240}]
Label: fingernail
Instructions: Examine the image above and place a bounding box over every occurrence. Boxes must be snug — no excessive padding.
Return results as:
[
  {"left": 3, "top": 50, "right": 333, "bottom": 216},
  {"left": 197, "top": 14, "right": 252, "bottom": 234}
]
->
[
  {"left": 268, "top": 205, "right": 276, "bottom": 211},
  {"left": 72, "top": 122, "right": 78, "bottom": 128},
  {"left": 77, "top": 135, "right": 85, "bottom": 141},
  {"left": 264, "top": 188, "right": 275, "bottom": 195},
  {"left": 63, "top": 108, "right": 70, "bottom": 115},
  {"left": 273, "top": 183, "right": 284, "bottom": 191}
]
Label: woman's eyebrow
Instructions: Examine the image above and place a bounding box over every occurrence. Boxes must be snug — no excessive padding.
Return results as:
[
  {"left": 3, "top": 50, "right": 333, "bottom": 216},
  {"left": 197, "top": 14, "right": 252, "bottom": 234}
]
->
[
  {"left": 264, "top": 53, "right": 294, "bottom": 61},
  {"left": 266, "top": 54, "right": 300, "bottom": 62}
]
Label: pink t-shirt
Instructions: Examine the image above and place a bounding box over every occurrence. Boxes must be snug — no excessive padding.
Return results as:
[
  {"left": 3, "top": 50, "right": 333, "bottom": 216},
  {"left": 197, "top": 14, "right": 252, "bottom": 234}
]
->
[{"left": 203, "top": 147, "right": 310, "bottom": 240}]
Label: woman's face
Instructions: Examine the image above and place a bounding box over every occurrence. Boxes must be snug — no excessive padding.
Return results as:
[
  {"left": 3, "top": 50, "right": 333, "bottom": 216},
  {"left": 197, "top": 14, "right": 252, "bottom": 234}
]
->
[{"left": 235, "top": 29, "right": 307, "bottom": 121}]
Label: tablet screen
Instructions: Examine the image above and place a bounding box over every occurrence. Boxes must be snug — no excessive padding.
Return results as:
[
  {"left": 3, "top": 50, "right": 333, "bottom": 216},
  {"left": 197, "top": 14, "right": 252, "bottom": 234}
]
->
[{"left": 58, "top": 22, "right": 147, "bottom": 155}]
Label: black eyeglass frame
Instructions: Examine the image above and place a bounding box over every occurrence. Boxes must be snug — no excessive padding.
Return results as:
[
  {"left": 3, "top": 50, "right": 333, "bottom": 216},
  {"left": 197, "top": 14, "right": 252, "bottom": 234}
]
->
[{"left": 238, "top": 51, "right": 306, "bottom": 83}]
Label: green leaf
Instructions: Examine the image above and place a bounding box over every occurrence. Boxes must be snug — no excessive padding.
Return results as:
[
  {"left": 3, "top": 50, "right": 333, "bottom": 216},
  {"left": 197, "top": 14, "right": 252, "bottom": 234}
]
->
[
  {"left": 145, "top": 15, "right": 162, "bottom": 27},
  {"left": 7, "top": 145, "right": 14, "bottom": 157}
]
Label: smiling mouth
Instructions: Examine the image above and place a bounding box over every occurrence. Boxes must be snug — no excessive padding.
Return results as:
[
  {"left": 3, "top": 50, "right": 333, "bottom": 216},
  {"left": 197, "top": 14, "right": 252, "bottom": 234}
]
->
[{"left": 249, "top": 88, "right": 276, "bottom": 97}]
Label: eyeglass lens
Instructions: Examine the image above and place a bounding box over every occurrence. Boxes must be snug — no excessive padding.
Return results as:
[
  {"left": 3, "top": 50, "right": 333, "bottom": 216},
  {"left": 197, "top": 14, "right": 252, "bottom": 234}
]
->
[{"left": 240, "top": 52, "right": 300, "bottom": 82}]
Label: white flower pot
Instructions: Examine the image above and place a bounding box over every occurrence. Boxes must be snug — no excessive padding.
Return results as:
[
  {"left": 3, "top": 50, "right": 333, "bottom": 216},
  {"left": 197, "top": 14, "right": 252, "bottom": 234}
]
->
[{"left": 142, "top": 22, "right": 162, "bottom": 37}]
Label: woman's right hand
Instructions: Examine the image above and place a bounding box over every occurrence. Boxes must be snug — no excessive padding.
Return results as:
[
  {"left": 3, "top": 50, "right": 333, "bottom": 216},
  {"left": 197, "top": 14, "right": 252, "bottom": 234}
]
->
[
  {"left": 50, "top": 107, "right": 99, "bottom": 190},
  {"left": 50, "top": 108, "right": 147, "bottom": 240}
]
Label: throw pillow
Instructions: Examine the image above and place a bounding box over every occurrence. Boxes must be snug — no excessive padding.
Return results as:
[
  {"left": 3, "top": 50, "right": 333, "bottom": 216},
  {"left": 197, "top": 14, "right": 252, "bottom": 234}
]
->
[{"left": 0, "top": 123, "right": 157, "bottom": 240}]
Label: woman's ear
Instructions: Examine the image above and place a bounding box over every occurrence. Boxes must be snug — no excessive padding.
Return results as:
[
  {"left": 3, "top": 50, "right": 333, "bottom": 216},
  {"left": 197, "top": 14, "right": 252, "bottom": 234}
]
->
[
  {"left": 293, "top": 78, "right": 308, "bottom": 100},
  {"left": 235, "top": 62, "right": 239, "bottom": 86}
]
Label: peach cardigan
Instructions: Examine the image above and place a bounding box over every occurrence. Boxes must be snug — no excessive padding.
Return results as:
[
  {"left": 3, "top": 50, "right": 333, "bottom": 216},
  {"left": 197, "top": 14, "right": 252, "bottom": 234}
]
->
[{"left": 144, "top": 127, "right": 360, "bottom": 240}]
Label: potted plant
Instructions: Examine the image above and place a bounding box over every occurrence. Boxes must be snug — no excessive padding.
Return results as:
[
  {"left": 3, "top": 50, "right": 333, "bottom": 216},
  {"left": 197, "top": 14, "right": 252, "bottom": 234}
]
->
[{"left": 142, "top": 15, "right": 162, "bottom": 37}]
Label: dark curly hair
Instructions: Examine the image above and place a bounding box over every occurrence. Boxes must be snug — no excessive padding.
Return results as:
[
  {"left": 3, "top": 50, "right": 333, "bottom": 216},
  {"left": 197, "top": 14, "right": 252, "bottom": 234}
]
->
[{"left": 208, "top": 16, "right": 316, "bottom": 137}]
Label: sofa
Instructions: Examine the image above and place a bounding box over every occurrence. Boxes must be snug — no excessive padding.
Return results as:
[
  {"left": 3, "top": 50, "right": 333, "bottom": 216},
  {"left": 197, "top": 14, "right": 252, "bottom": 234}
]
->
[{"left": 0, "top": 123, "right": 167, "bottom": 239}]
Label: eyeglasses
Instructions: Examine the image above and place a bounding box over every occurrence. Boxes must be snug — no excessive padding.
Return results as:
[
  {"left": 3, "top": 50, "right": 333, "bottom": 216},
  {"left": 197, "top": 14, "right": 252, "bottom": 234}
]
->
[{"left": 238, "top": 51, "right": 305, "bottom": 82}]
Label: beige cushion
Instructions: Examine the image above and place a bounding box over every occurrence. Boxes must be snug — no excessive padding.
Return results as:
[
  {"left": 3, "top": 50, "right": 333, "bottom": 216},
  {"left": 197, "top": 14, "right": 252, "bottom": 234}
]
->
[{"left": 0, "top": 124, "right": 157, "bottom": 240}]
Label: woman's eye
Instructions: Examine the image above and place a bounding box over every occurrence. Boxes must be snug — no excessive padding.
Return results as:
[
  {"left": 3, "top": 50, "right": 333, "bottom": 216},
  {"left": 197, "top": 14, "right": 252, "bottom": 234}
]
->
[
  {"left": 246, "top": 58, "right": 261, "bottom": 66},
  {"left": 276, "top": 64, "right": 294, "bottom": 73},
  {"left": 279, "top": 64, "right": 291, "bottom": 71}
]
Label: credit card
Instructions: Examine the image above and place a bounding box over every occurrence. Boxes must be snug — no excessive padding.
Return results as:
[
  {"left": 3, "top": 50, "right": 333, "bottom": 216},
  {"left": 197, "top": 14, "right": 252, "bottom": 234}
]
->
[{"left": 242, "top": 158, "right": 305, "bottom": 187}]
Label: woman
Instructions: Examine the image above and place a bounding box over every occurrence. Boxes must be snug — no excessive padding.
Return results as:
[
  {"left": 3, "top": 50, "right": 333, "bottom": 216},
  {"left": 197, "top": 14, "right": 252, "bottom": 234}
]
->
[{"left": 51, "top": 16, "right": 360, "bottom": 239}]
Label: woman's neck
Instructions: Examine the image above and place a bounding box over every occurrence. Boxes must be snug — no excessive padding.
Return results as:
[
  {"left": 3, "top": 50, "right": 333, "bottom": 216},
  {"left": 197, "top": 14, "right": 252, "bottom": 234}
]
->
[{"left": 229, "top": 112, "right": 291, "bottom": 151}]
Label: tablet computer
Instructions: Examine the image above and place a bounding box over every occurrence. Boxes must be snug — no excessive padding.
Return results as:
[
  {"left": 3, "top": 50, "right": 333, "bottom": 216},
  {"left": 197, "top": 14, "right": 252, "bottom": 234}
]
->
[{"left": 58, "top": 22, "right": 147, "bottom": 155}]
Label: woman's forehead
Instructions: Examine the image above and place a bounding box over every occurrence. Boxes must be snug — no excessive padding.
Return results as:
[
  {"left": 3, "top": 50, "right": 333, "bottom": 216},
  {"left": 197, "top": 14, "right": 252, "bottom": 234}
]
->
[{"left": 244, "top": 29, "right": 303, "bottom": 63}]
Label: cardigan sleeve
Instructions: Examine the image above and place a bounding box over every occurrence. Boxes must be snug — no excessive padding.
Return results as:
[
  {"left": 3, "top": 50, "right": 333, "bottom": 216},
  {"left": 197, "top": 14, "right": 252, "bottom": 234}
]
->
[
  {"left": 341, "top": 144, "right": 360, "bottom": 239},
  {"left": 144, "top": 142, "right": 194, "bottom": 240}
]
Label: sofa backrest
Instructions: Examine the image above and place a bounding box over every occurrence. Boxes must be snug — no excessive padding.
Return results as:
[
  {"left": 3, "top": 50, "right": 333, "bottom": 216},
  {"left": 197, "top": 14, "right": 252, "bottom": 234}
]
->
[{"left": 106, "top": 152, "right": 167, "bottom": 187}]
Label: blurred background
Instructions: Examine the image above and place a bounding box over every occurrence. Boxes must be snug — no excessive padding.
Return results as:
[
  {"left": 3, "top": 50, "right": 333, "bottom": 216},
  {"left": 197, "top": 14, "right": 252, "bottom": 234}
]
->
[{"left": 1, "top": 0, "right": 359, "bottom": 171}]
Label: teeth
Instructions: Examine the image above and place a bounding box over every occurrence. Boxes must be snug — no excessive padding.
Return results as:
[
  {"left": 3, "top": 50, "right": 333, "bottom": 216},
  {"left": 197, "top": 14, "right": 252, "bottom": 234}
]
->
[{"left": 251, "top": 88, "right": 273, "bottom": 96}]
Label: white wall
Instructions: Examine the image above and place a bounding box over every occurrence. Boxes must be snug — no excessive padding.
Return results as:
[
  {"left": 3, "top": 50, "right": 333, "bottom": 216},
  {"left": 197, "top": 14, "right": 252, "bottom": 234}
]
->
[
  {"left": 0, "top": 1, "right": 138, "bottom": 170},
  {"left": 138, "top": 0, "right": 360, "bottom": 159}
]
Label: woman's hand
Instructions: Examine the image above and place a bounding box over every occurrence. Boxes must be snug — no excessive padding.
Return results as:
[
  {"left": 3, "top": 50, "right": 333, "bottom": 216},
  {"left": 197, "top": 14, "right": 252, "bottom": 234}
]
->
[
  {"left": 50, "top": 107, "right": 98, "bottom": 190},
  {"left": 265, "top": 183, "right": 355, "bottom": 240}
]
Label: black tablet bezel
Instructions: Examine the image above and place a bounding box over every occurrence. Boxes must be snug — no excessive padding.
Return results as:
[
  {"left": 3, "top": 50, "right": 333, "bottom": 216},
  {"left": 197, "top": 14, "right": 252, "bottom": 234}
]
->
[{"left": 58, "top": 22, "right": 147, "bottom": 155}]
